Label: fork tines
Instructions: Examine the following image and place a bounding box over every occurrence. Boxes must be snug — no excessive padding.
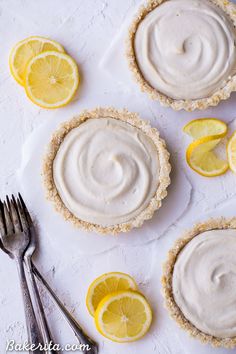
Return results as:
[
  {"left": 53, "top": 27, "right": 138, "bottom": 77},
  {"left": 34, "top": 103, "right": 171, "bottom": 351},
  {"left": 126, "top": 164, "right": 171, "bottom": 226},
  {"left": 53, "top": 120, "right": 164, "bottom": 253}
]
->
[{"left": 0, "top": 194, "right": 32, "bottom": 234}]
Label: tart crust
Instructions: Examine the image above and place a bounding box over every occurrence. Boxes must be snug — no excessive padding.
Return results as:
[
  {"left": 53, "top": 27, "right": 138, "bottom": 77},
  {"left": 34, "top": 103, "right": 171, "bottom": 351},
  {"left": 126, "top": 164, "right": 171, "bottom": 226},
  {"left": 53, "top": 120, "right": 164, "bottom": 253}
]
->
[
  {"left": 43, "top": 107, "right": 171, "bottom": 235},
  {"left": 127, "top": 0, "right": 236, "bottom": 112},
  {"left": 162, "top": 218, "right": 236, "bottom": 348}
]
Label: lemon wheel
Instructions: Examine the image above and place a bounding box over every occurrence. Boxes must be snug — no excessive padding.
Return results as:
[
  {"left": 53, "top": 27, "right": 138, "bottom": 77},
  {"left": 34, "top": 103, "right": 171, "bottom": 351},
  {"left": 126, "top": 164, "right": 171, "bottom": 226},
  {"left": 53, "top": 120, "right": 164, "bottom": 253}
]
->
[
  {"left": 86, "top": 272, "right": 137, "bottom": 316},
  {"left": 9, "top": 36, "right": 64, "bottom": 85},
  {"left": 95, "top": 290, "right": 152, "bottom": 342},
  {"left": 24, "top": 51, "right": 79, "bottom": 109}
]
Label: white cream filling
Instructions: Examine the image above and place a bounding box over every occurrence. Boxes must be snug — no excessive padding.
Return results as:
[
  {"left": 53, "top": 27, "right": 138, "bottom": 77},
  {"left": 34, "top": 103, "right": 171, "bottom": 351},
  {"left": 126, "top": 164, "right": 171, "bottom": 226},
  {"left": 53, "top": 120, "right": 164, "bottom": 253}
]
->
[
  {"left": 53, "top": 118, "right": 160, "bottom": 227},
  {"left": 173, "top": 229, "right": 236, "bottom": 338},
  {"left": 134, "top": 0, "right": 236, "bottom": 100}
]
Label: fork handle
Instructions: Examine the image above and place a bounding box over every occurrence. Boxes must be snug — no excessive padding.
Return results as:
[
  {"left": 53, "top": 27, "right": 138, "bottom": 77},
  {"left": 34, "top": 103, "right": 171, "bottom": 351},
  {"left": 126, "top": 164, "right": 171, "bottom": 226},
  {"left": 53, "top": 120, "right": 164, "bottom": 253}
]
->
[
  {"left": 24, "top": 257, "right": 58, "bottom": 354},
  {"left": 32, "top": 264, "right": 98, "bottom": 354},
  {"left": 15, "top": 257, "right": 43, "bottom": 354}
]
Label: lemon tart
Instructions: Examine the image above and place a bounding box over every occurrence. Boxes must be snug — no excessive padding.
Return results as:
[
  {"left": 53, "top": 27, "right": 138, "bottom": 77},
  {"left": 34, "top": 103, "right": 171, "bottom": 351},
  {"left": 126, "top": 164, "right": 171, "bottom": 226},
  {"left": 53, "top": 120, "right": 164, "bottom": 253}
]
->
[
  {"left": 43, "top": 108, "right": 171, "bottom": 234},
  {"left": 127, "top": 0, "right": 236, "bottom": 111},
  {"left": 162, "top": 218, "right": 236, "bottom": 348}
]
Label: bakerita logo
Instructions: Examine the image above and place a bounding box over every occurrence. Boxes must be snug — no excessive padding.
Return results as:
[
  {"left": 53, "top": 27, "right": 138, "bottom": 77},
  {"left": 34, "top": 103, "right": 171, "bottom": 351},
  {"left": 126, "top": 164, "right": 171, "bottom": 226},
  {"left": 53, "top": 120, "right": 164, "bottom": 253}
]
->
[{"left": 6, "top": 340, "right": 91, "bottom": 352}]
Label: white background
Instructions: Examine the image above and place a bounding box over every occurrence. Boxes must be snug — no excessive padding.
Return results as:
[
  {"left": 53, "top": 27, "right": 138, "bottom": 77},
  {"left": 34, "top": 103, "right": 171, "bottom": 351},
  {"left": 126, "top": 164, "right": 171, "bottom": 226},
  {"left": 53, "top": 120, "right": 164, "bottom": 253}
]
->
[{"left": 1, "top": 0, "right": 236, "bottom": 353}]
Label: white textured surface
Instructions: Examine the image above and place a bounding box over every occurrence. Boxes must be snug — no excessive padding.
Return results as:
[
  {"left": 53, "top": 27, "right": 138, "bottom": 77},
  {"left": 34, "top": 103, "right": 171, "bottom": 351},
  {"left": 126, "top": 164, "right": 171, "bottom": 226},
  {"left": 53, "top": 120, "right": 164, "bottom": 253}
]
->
[{"left": 1, "top": 0, "right": 236, "bottom": 353}]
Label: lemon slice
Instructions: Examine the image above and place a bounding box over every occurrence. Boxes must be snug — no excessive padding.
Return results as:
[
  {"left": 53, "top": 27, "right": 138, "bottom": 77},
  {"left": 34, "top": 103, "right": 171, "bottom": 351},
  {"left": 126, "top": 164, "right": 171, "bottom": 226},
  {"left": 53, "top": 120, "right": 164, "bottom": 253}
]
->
[
  {"left": 183, "top": 118, "right": 227, "bottom": 140},
  {"left": 86, "top": 272, "right": 137, "bottom": 316},
  {"left": 25, "top": 51, "right": 79, "bottom": 108},
  {"left": 95, "top": 290, "right": 152, "bottom": 342},
  {"left": 186, "top": 136, "right": 229, "bottom": 177},
  {"left": 9, "top": 36, "right": 64, "bottom": 85},
  {"left": 227, "top": 131, "right": 236, "bottom": 173}
]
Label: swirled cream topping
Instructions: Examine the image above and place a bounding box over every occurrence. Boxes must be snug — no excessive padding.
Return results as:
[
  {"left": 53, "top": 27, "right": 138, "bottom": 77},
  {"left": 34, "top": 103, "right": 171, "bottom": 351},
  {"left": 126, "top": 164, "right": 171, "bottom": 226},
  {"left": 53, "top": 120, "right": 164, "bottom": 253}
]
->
[
  {"left": 134, "top": 0, "right": 236, "bottom": 100},
  {"left": 53, "top": 118, "right": 160, "bottom": 226},
  {"left": 172, "top": 229, "right": 236, "bottom": 338}
]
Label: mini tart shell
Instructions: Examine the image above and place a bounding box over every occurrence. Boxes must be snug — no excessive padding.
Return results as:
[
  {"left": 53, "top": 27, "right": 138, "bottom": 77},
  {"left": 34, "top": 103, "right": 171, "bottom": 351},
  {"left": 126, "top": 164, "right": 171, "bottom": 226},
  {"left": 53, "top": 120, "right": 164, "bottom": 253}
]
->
[
  {"left": 127, "top": 0, "right": 236, "bottom": 112},
  {"left": 162, "top": 218, "right": 236, "bottom": 348},
  {"left": 42, "top": 107, "right": 171, "bottom": 235}
]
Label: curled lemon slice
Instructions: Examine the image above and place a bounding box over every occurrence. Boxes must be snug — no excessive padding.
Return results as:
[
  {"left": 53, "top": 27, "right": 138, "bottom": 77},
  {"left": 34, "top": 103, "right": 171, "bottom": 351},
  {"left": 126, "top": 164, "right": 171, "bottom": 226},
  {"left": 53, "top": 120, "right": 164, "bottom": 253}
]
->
[
  {"left": 9, "top": 36, "right": 64, "bottom": 85},
  {"left": 86, "top": 272, "right": 137, "bottom": 316},
  {"left": 184, "top": 118, "right": 228, "bottom": 177},
  {"left": 95, "top": 290, "right": 152, "bottom": 342},
  {"left": 25, "top": 51, "right": 79, "bottom": 109},
  {"left": 186, "top": 136, "right": 229, "bottom": 177},
  {"left": 227, "top": 131, "right": 236, "bottom": 174},
  {"left": 183, "top": 118, "right": 227, "bottom": 140}
]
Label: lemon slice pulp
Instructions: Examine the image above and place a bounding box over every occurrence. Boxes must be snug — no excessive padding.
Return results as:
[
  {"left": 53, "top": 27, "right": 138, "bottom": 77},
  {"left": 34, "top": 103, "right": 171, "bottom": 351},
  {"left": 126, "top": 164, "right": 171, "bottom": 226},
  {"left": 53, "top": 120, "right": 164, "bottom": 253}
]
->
[
  {"left": 9, "top": 36, "right": 64, "bottom": 85},
  {"left": 227, "top": 132, "right": 236, "bottom": 174},
  {"left": 95, "top": 290, "right": 152, "bottom": 342},
  {"left": 86, "top": 272, "right": 137, "bottom": 316},
  {"left": 25, "top": 51, "right": 79, "bottom": 108}
]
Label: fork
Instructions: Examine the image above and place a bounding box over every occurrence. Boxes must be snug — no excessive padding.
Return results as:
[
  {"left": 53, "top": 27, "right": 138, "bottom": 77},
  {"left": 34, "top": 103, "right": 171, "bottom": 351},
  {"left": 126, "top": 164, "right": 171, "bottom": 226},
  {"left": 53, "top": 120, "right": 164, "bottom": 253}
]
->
[
  {"left": 19, "top": 195, "right": 98, "bottom": 354},
  {"left": 18, "top": 194, "right": 58, "bottom": 354},
  {"left": 0, "top": 194, "right": 98, "bottom": 354},
  {"left": 0, "top": 196, "right": 43, "bottom": 353}
]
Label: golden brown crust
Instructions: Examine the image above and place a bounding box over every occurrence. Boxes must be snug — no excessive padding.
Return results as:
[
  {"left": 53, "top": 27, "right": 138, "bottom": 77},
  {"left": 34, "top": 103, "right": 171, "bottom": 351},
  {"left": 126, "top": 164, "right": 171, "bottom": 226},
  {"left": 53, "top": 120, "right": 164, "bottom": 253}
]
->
[
  {"left": 127, "top": 0, "right": 236, "bottom": 112},
  {"left": 162, "top": 218, "right": 236, "bottom": 348},
  {"left": 42, "top": 107, "right": 171, "bottom": 235}
]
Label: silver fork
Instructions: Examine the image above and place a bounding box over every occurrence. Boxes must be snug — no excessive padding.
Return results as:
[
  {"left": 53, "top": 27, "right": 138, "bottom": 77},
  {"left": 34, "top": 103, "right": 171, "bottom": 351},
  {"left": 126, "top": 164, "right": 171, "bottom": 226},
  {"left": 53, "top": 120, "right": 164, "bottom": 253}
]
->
[
  {"left": 0, "top": 196, "right": 43, "bottom": 353},
  {"left": 0, "top": 194, "right": 98, "bottom": 354},
  {"left": 19, "top": 195, "right": 98, "bottom": 354}
]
